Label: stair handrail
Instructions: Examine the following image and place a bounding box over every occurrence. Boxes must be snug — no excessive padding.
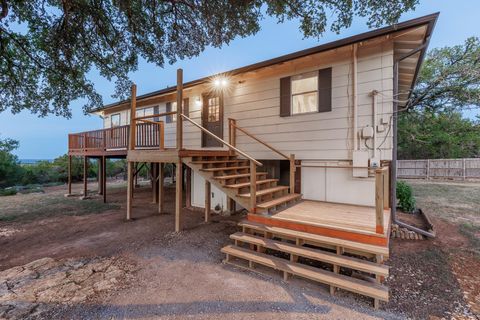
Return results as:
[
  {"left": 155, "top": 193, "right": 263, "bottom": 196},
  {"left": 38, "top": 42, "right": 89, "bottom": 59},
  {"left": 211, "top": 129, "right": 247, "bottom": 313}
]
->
[
  {"left": 180, "top": 114, "right": 262, "bottom": 167},
  {"left": 228, "top": 118, "right": 289, "bottom": 160},
  {"left": 228, "top": 118, "right": 296, "bottom": 195}
]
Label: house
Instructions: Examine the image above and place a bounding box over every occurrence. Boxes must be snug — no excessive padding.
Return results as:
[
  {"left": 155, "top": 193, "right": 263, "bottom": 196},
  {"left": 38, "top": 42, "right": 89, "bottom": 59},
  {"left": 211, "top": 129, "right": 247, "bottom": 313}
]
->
[{"left": 67, "top": 13, "right": 438, "bottom": 308}]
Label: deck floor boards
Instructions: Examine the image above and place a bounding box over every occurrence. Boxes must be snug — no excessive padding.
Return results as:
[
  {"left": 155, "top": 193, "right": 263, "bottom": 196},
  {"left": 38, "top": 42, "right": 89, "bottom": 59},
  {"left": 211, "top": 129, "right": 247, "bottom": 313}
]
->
[{"left": 270, "top": 200, "right": 390, "bottom": 237}]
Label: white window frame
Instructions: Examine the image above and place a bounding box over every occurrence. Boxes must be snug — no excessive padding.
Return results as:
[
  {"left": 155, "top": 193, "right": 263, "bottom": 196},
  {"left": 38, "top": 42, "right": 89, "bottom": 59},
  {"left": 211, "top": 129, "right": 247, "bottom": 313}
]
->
[
  {"left": 111, "top": 113, "right": 121, "bottom": 127},
  {"left": 291, "top": 71, "right": 318, "bottom": 115}
]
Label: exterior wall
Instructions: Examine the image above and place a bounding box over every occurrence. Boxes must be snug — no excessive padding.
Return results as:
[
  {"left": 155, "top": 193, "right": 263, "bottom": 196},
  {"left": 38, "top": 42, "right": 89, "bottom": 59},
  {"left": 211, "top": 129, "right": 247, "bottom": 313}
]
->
[
  {"left": 191, "top": 170, "right": 228, "bottom": 211},
  {"left": 101, "top": 38, "right": 395, "bottom": 207}
]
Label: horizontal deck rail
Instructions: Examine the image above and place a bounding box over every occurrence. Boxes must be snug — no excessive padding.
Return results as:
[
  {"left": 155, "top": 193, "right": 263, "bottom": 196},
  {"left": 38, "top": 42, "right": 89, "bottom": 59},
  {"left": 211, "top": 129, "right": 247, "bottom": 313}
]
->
[{"left": 68, "top": 122, "right": 164, "bottom": 153}]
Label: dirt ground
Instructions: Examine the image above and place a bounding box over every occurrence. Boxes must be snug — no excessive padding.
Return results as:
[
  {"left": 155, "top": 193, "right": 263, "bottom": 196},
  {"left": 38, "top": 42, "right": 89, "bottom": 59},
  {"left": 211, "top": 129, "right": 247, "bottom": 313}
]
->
[{"left": 0, "top": 179, "right": 479, "bottom": 319}]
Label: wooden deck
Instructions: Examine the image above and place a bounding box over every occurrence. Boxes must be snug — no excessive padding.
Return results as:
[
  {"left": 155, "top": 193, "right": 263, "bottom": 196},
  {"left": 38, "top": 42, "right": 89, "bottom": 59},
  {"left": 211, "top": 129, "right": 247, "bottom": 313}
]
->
[{"left": 248, "top": 200, "right": 391, "bottom": 247}]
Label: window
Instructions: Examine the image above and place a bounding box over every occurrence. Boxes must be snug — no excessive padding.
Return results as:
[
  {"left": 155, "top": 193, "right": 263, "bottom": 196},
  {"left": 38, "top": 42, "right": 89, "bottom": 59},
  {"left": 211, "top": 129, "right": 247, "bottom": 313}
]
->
[
  {"left": 207, "top": 96, "right": 220, "bottom": 122},
  {"left": 111, "top": 113, "right": 120, "bottom": 127},
  {"left": 171, "top": 101, "right": 177, "bottom": 122},
  {"left": 291, "top": 71, "right": 318, "bottom": 115}
]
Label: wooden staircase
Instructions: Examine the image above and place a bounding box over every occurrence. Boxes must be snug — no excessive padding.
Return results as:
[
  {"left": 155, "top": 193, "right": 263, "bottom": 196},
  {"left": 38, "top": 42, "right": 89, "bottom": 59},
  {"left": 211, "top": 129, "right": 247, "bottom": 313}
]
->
[
  {"left": 185, "top": 154, "right": 302, "bottom": 214},
  {"left": 221, "top": 220, "right": 389, "bottom": 309}
]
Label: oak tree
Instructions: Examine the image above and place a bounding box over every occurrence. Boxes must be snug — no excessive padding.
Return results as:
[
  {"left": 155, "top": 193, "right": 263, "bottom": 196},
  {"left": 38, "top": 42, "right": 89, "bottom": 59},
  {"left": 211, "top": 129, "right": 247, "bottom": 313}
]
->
[{"left": 1, "top": 0, "right": 418, "bottom": 117}]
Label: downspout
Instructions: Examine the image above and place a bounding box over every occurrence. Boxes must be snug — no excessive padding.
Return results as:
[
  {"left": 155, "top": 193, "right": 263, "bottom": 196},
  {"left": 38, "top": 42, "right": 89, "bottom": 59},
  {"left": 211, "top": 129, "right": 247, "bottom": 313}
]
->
[
  {"left": 392, "top": 42, "right": 435, "bottom": 238},
  {"left": 353, "top": 44, "right": 358, "bottom": 151}
]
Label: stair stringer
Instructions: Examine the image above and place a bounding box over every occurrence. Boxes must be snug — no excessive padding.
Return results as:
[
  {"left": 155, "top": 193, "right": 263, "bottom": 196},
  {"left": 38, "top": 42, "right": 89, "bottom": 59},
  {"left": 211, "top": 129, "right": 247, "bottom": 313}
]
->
[{"left": 182, "top": 157, "right": 251, "bottom": 210}]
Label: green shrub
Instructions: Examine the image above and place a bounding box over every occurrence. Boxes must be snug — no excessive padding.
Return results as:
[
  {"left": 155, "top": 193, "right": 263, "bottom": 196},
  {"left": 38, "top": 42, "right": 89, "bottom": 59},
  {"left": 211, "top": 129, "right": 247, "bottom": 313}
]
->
[
  {"left": 396, "top": 181, "right": 416, "bottom": 213},
  {"left": 0, "top": 188, "right": 17, "bottom": 196}
]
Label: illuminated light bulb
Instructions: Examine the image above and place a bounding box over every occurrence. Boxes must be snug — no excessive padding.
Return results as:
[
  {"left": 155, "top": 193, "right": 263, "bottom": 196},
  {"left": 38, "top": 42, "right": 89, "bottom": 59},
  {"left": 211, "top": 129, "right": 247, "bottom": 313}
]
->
[
  {"left": 214, "top": 79, "right": 221, "bottom": 87},
  {"left": 221, "top": 78, "right": 228, "bottom": 87}
]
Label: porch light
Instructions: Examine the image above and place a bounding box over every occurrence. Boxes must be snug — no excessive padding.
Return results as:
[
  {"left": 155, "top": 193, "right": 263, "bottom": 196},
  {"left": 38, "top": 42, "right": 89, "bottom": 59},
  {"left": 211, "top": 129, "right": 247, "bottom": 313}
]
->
[{"left": 213, "top": 77, "right": 229, "bottom": 88}]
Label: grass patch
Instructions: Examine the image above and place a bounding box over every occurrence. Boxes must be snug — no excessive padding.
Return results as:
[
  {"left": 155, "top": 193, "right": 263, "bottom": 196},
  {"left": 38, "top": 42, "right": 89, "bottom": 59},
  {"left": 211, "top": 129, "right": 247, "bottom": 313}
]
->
[
  {"left": 459, "top": 223, "right": 480, "bottom": 254},
  {"left": 0, "top": 194, "right": 119, "bottom": 222},
  {"left": 407, "top": 180, "right": 480, "bottom": 224}
]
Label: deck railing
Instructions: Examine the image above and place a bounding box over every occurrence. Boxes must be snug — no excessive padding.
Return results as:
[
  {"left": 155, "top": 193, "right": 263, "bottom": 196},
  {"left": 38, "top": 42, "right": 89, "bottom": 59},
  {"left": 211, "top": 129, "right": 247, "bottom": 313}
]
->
[{"left": 68, "top": 122, "right": 164, "bottom": 152}]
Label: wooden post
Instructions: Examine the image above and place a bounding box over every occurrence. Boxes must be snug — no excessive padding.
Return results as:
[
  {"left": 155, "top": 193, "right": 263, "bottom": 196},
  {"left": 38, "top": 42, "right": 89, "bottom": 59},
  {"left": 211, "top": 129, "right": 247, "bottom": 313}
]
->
[
  {"left": 158, "top": 122, "right": 165, "bottom": 150},
  {"left": 98, "top": 158, "right": 103, "bottom": 195},
  {"left": 129, "top": 84, "right": 137, "bottom": 151},
  {"left": 126, "top": 161, "right": 134, "bottom": 220},
  {"left": 82, "top": 156, "right": 88, "bottom": 199},
  {"left": 175, "top": 161, "right": 183, "bottom": 232},
  {"left": 228, "top": 118, "right": 237, "bottom": 156},
  {"left": 126, "top": 84, "right": 137, "bottom": 220},
  {"left": 383, "top": 167, "right": 389, "bottom": 209},
  {"left": 176, "top": 69, "right": 183, "bottom": 150},
  {"left": 186, "top": 166, "right": 192, "bottom": 208},
  {"left": 250, "top": 160, "right": 257, "bottom": 213},
  {"left": 227, "top": 197, "right": 235, "bottom": 214},
  {"left": 151, "top": 163, "right": 158, "bottom": 203},
  {"left": 205, "top": 180, "right": 211, "bottom": 222},
  {"left": 158, "top": 163, "right": 165, "bottom": 214},
  {"left": 426, "top": 159, "right": 430, "bottom": 180},
  {"left": 375, "top": 168, "right": 385, "bottom": 234},
  {"left": 289, "top": 154, "right": 295, "bottom": 194},
  {"left": 67, "top": 155, "right": 72, "bottom": 195},
  {"left": 102, "top": 156, "right": 106, "bottom": 203}
]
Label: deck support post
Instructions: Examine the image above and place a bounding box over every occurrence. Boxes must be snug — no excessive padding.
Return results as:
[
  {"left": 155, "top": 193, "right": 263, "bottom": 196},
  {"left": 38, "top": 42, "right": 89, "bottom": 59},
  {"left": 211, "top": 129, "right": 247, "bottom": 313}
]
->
[
  {"left": 126, "top": 161, "right": 134, "bottom": 220},
  {"left": 227, "top": 197, "right": 235, "bottom": 215},
  {"left": 176, "top": 68, "right": 183, "bottom": 150},
  {"left": 98, "top": 157, "right": 103, "bottom": 195},
  {"left": 289, "top": 154, "right": 295, "bottom": 194},
  {"left": 67, "top": 155, "right": 72, "bottom": 196},
  {"left": 82, "top": 156, "right": 89, "bottom": 199},
  {"left": 158, "top": 163, "right": 165, "bottom": 214},
  {"left": 151, "top": 162, "right": 158, "bottom": 203},
  {"left": 205, "top": 180, "right": 211, "bottom": 222},
  {"left": 126, "top": 83, "right": 137, "bottom": 220},
  {"left": 175, "top": 160, "right": 183, "bottom": 232},
  {"left": 102, "top": 156, "right": 107, "bottom": 203},
  {"left": 186, "top": 166, "right": 191, "bottom": 208}
]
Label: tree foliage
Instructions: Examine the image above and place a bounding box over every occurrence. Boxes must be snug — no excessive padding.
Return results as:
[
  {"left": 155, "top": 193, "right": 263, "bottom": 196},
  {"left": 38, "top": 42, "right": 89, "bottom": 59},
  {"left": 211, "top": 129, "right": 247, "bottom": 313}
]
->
[
  {"left": 0, "top": 0, "right": 418, "bottom": 117},
  {"left": 0, "top": 135, "right": 21, "bottom": 187},
  {"left": 407, "top": 37, "right": 480, "bottom": 112},
  {"left": 398, "top": 110, "right": 480, "bottom": 159},
  {"left": 399, "top": 37, "right": 480, "bottom": 160}
]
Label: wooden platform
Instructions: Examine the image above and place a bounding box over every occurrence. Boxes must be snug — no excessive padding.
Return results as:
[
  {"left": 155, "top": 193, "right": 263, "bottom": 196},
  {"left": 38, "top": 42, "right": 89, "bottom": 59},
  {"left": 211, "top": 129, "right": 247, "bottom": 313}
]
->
[{"left": 248, "top": 200, "right": 391, "bottom": 247}]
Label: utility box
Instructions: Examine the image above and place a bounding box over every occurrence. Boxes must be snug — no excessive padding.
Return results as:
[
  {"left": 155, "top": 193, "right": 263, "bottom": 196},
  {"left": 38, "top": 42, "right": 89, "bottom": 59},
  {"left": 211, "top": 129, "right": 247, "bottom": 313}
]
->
[{"left": 353, "top": 150, "right": 369, "bottom": 178}]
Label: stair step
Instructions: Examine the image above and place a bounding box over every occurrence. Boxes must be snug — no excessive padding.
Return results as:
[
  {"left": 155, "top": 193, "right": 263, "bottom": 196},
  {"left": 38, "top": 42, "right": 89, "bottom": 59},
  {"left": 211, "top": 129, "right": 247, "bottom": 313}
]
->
[
  {"left": 224, "top": 179, "right": 278, "bottom": 189},
  {"left": 256, "top": 193, "right": 301, "bottom": 209},
  {"left": 230, "top": 232, "right": 389, "bottom": 277},
  {"left": 238, "top": 186, "right": 289, "bottom": 198},
  {"left": 239, "top": 221, "right": 389, "bottom": 257},
  {"left": 214, "top": 172, "right": 268, "bottom": 180},
  {"left": 200, "top": 166, "right": 250, "bottom": 172},
  {"left": 221, "top": 245, "right": 388, "bottom": 301},
  {"left": 191, "top": 160, "right": 247, "bottom": 165}
]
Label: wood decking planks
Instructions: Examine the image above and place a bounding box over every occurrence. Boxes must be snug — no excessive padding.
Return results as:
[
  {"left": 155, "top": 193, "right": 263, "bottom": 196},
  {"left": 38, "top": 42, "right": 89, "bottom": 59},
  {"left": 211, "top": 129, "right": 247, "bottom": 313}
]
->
[{"left": 221, "top": 245, "right": 389, "bottom": 301}]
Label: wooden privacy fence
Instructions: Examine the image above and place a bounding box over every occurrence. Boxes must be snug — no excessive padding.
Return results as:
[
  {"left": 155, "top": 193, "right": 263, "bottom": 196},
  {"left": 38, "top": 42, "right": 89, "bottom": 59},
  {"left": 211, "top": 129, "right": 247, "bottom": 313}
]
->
[{"left": 397, "top": 158, "right": 480, "bottom": 180}]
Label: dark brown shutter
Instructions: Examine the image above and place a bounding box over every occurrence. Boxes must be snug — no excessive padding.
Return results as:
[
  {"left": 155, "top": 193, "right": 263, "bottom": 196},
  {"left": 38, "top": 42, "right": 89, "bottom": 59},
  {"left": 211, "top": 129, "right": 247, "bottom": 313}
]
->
[
  {"left": 153, "top": 105, "right": 159, "bottom": 122},
  {"left": 183, "top": 98, "right": 189, "bottom": 117},
  {"left": 318, "top": 67, "right": 332, "bottom": 113},
  {"left": 166, "top": 102, "right": 172, "bottom": 123},
  {"left": 280, "top": 76, "right": 291, "bottom": 117}
]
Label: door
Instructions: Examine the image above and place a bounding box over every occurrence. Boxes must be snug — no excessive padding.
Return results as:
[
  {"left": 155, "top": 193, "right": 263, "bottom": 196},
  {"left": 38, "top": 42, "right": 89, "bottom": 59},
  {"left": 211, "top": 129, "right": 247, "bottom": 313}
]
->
[{"left": 202, "top": 92, "right": 224, "bottom": 147}]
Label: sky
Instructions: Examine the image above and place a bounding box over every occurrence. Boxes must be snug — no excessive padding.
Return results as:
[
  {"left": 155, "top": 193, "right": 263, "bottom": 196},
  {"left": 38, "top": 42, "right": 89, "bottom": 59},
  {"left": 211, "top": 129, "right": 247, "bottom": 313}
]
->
[{"left": 1, "top": 0, "right": 479, "bottom": 159}]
